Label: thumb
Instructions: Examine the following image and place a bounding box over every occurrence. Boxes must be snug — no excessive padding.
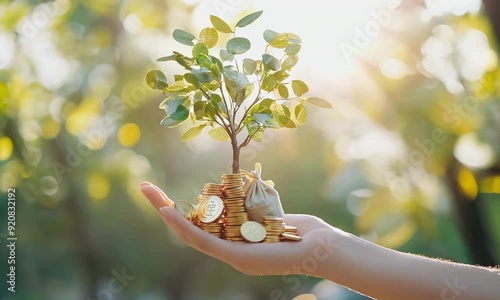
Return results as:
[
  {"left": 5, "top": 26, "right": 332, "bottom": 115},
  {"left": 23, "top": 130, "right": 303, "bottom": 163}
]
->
[{"left": 140, "top": 182, "right": 174, "bottom": 210}]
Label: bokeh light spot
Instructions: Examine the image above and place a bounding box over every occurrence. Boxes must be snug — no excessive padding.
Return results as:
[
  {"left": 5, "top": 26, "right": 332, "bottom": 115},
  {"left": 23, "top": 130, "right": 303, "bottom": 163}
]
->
[
  {"left": 40, "top": 176, "right": 59, "bottom": 196},
  {"left": 87, "top": 172, "right": 110, "bottom": 201},
  {"left": 0, "top": 136, "right": 13, "bottom": 161},
  {"left": 118, "top": 123, "right": 141, "bottom": 148},
  {"left": 458, "top": 167, "right": 478, "bottom": 200},
  {"left": 40, "top": 118, "right": 61, "bottom": 139}
]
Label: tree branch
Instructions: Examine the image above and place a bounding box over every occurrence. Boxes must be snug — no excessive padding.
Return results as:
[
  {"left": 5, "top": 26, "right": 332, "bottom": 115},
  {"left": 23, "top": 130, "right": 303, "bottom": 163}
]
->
[
  {"left": 199, "top": 87, "right": 231, "bottom": 133},
  {"left": 238, "top": 124, "right": 261, "bottom": 149}
]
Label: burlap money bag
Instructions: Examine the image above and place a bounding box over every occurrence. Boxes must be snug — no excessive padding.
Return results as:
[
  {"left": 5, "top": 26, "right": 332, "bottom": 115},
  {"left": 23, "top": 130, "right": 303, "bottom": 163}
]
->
[{"left": 242, "top": 163, "right": 285, "bottom": 223}]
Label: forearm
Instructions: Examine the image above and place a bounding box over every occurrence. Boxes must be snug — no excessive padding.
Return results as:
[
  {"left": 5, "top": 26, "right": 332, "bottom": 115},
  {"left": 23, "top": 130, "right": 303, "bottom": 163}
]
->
[{"left": 318, "top": 230, "right": 500, "bottom": 300}]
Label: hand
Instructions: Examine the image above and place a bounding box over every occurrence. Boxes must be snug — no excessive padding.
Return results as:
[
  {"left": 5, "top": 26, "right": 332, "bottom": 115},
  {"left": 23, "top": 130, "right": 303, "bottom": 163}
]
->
[
  {"left": 140, "top": 181, "right": 347, "bottom": 276},
  {"left": 141, "top": 181, "right": 500, "bottom": 300}
]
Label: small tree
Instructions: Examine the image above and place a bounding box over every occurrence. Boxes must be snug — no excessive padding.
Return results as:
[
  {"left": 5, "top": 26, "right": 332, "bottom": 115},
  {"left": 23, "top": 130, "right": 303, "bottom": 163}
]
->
[{"left": 146, "top": 11, "right": 332, "bottom": 174}]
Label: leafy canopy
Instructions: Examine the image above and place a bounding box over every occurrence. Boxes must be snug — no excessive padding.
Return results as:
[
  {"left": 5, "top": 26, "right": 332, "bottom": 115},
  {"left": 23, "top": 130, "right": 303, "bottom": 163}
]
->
[{"left": 146, "top": 10, "right": 332, "bottom": 146}]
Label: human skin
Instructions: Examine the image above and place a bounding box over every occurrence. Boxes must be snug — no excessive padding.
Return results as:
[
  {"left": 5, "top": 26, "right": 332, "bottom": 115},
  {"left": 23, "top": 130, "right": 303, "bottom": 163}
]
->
[{"left": 140, "top": 182, "right": 500, "bottom": 300}]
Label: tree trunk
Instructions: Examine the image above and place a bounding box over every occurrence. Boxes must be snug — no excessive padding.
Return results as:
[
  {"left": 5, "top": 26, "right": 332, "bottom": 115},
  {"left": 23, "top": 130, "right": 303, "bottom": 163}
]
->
[
  {"left": 52, "top": 137, "right": 102, "bottom": 297},
  {"left": 483, "top": 0, "right": 500, "bottom": 44},
  {"left": 445, "top": 158, "right": 497, "bottom": 266},
  {"left": 231, "top": 137, "right": 240, "bottom": 174}
]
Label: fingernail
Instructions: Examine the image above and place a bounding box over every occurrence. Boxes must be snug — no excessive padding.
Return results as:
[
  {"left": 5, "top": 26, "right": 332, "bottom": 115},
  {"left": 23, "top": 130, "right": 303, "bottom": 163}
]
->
[{"left": 140, "top": 181, "right": 153, "bottom": 187}]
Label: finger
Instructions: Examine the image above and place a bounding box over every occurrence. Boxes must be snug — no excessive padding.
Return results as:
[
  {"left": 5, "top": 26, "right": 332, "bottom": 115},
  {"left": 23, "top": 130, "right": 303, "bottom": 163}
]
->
[
  {"left": 284, "top": 214, "right": 311, "bottom": 226},
  {"left": 158, "top": 206, "right": 237, "bottom": 263},
  {"left": 140, "top": 183, "right": 174, "bottom": 209}
]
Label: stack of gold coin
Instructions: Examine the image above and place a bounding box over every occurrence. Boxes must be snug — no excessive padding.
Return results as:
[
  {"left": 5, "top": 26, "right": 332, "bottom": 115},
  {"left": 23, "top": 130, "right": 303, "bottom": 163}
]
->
[
  {"left": 284, "top": 225, "right": 298, "bottom": 235},
  {"left": 221, "top": 173, "right": 248, "bottom": 241},
  {"left": 198, "top": 183, "right": 223, "bottom": 203},
  {"left": 197, "top": 196, "right": 224, "bottom": 238},
  {"left": 262, "top": 216, "right": 285, "bottom": 243}
]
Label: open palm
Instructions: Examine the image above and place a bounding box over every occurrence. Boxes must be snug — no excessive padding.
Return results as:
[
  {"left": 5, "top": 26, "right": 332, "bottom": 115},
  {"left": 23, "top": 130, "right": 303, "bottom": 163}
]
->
[{"left": 140, "top": 182, "right": 343, "bottom": 276}]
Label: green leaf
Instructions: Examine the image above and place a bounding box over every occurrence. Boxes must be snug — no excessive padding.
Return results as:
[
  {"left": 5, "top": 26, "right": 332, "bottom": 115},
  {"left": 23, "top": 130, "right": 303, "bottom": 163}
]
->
[
  {"left": 261, "top": 74, "right": 277, "bottom": 91},
  {"left": 269, "top": 33, "right": 289, "bottom": 48},
  {"left": 226, "top": 37, "right": 251, "bottom": 54},
  {"left": 192, "top": 42, "right": 209, "bottom": 57},
  {"left": 291, "top": 80, "right": 309, "bottom": 96},
  {"left": 223, "top": 67, "right": 249, "bottom": 100},
  {"left": 165, "top": 96, "right": 189, "bottom": 116},
  {"left": 277, "top": 84, "right": 289, "bottom": 99},
  {"left": 167, "top": 80, "right": 186, "bottom": 92},
  {"left": 281, "top": 114, "right": 297, "bottom": 128},
  {"left": 194, "top": 91, "right": 203, "bottom": 101},
  {"left": 259, "top": 98, "right": 275, "bottom": 111},
  {"left": 173, "top": 29, "right": 196, "bottom": 46},
  {"left": 193, "top": 101, "right": 205, "bottom": 119},
  {"left": 210, "top": 56, "right": 223, "bottom": 71},
  {"left": 243, "top": 58, "right": 257, "bottom": 75},
  {"left": 262, "top": 54, "right": 280, "bottom": 71},
  {"left": 195, "top": 54, "right": 212, "bottom": 68},
  {"left": 294, "top": 103, "right": 307, "bottom": 125},
  {"left": 208, "top": 127, "right": 230, "bottom": 142},
  {"left": 192, "top": 68, "right": 216, "bottom": 82},
  {"left": 174, "top": 52, "right": 193, "bottom": 68},
  {"left": 146, "top": 70, "right": 168, "bottom": 90},
  {"left": 274, "top": 70, "right": 289, "bottom": 82},
  {"left": 210, "top": 93, "right": 226, "bottom": 113},
  {"left": 210, "top": 15, "right": 233, "bottom": 33},
  {"left": 288, "top": 33, "right": 302, "bottom": 44},
  {"left": 199, "top": 27, "right": 218, "bottom": 48},
  {"left": 204, "top": 101, "right": 217, "bottom": 120},
  {"left": 253, "top": 113, "right": 273, "bottom": 125},
  {"left": 252, "top": 129, "right": 264, "bottom": 142},
  {"left": 157, "top": 54, "right": 177, "bottom": 62},
  {"left": 307, "top": 97, "right": 333, "bottom": 108},
  {"left": 219, "top": 49, "right": 234, "bottom": 62},
  {"left": 263, "top": 29, "right": 278, "bottom": 43},
  {"left": 181, "top": 124, "right": 206, "bottom": 142},
  {"left": 281, "top": 55, "right": 298, "bottom": 70},
  {"left": 285, "top": 44, "right": 301, "bottom": 55},
  {"left": 274, "top": 103, "right": 291, "bottom": 117},
  {"left": 184, "top": 73, "right": 200, "bottom": 88},
  {"left": 159, "top": 93, "right": 182, "bottom": 109},
  {"left": 235, "top": 10, "right": 263, "bottom": 28},
  {"left": 235, "top": 84, "right": 254, "bottom": 105},
  {"left": 160, "top": 116, "right": 183, "bottom": 128},
  {"left": 202, "top": 81, "right": 220, "bottom": 91}
]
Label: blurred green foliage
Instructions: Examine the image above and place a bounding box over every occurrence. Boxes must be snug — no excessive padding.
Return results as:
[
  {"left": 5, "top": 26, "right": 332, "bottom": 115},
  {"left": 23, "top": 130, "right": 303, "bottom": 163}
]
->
[{"left": 0, "top": 0, "right": 499, "bottom": 299}]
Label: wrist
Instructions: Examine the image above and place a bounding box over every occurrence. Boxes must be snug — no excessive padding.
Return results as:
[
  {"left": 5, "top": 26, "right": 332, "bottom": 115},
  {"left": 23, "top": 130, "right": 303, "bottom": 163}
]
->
[
  {"left": 311, "top": 227, "right": 358, "bottom": 279},
  {"left": 315, "top": 227, "right": 384, "bottom": 279}
]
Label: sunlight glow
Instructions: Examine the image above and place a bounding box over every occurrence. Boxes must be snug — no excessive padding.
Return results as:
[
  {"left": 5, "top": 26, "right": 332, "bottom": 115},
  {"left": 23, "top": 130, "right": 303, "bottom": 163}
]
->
[
  {"left": 454, "top": 134, "right": 495, "bottom": 169},
  {"left": 425, "top": 0, "right": 481, "bottom": 16},
  {"left": 189, "top": 0, "right": 397, "bottom": 83}
]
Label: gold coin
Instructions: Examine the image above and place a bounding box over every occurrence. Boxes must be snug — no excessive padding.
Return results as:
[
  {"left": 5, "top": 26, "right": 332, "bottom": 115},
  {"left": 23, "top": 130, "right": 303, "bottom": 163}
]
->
[
  {"left": 240, "top": 221, "right": 266, "bottom": 242},
  {"left": 198, "top": 196, "right": 224, "bottom": 223},
  {"left": 281, "top": 233, "right": 302, "bottom": 241},
  {"left": 263, "top": 215, "right": 284, "bottom": 222},
  {"left": 172, "top": 200, "right": 196, "bottom": 220},
  {"left": 221, "top": 173, "right": 243, "bottom": 178},
  {"left": 264, "top": 239, "right": 281, "bottom": 243},
  {"left": 204, "top": 183, "right": 222, "bottom": 187}
]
